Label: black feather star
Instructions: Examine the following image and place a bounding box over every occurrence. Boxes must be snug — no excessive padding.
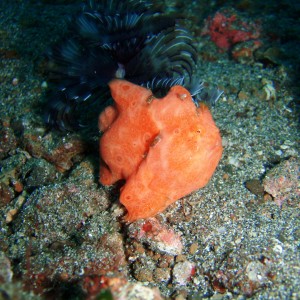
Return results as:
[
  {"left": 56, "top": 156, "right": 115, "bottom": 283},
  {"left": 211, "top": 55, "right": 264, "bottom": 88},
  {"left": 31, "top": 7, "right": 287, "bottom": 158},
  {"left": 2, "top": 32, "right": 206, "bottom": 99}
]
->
[{"left": 45, "top": 0, "right": 221, "bottom": 130}]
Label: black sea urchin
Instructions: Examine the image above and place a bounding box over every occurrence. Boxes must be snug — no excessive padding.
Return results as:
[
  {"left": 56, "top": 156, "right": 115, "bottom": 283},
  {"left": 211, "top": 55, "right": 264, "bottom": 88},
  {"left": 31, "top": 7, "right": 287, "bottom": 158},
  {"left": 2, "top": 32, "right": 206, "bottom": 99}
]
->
[{"left": 44, "top": 0, "right": 214, "bottom": 130}]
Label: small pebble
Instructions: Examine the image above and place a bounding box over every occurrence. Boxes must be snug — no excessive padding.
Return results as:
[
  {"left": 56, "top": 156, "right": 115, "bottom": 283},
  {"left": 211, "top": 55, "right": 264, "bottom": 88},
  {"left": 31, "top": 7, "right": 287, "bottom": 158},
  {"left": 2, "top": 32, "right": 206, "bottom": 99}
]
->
[
  {"left": 175, "top": 255, "right": 186, "bottom": 263},
  {"left": 189, "top": 243, "right": 198, "bottom": 255},
  {"left": 153, "top": 267, "right": 171, "bottom": 283},
  {"left": 238, "top": 90, "right": 248, "bottom": 100},
  {"left": 134, "top": 268, "right": 154, "bottom": 282},
  {"left": 245, "top": 179, "right": 264, "bottom": 197},
  {"left": 41, "top": 81, "right": 48, "bottom": 88},
  {"left": 12, "top": 78, "right": 18, "bottom": 86},
  {"left": 6, "top": 208, "right": 18, "bottom": 223},
  {"left": 173, "top": 261, "right": 196, "bottom": 286}
]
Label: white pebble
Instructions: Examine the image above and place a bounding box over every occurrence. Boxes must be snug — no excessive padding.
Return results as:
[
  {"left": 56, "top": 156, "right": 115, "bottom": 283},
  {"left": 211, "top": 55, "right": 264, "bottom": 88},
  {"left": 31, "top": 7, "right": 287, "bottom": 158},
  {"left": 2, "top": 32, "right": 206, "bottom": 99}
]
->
[{"left": 12, "top": 78, "right": 18, "bottom": 86}]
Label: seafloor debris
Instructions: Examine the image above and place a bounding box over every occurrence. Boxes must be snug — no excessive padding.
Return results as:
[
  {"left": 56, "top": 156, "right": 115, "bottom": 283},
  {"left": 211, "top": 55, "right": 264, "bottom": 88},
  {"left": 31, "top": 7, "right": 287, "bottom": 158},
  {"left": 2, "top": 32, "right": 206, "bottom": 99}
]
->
[
  {"left": 0, "top": 252, "right": 13, "bottom": 284},
  {"left": 261, "top": 78, "right": 276, "bottom": 101},
  {"left": 172, "top": 261, "right": 196, "bottom": 286},
  {"left": 263, "top": 157, "right": 300, "bottom": 206},
  {"left": 82, "top": 276, "right": 163, "bottom": 300},
  {"left": 201, "top": 8, "right": 261, "bottom": 51},
  {"left": 245, "top": 179, "right": 265, "bottom": 198},
  {"left": 0, "top": 118, "right": 18, "bottom": 160},
  {"left": 22, "top": 128, "right": 86, "bottom": 172},
  {"left": 127, "top": 218, "right": 183, "bottom": 256}
]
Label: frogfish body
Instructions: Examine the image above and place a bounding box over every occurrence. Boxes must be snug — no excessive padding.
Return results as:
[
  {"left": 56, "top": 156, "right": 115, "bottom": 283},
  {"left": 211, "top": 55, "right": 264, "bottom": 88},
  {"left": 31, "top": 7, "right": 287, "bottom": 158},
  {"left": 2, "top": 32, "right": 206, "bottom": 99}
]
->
[{"left": 99, "top": 80, "right": 223, "bottom": 222}]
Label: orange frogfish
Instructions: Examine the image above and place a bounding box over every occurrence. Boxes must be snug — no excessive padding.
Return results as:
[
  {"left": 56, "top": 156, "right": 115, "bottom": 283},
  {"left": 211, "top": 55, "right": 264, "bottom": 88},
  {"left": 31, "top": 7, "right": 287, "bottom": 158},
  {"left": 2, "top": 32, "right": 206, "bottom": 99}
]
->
[{"left": 99, "top": 79, "right": 223, "bottom": 222}]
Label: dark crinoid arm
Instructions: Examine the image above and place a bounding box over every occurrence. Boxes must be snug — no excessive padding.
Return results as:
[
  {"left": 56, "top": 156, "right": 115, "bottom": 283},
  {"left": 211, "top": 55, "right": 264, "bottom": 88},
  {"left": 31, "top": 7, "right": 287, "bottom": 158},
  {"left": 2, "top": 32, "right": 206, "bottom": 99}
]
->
[
  {"left": 44, "top": 0, "right": 206, "bottom": 131},
  {"left": 44, "top": 38, "right": 117, "bottom": 131},
  {"left": 125, "top": 25, "right": 199, "bottom": 97}
]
